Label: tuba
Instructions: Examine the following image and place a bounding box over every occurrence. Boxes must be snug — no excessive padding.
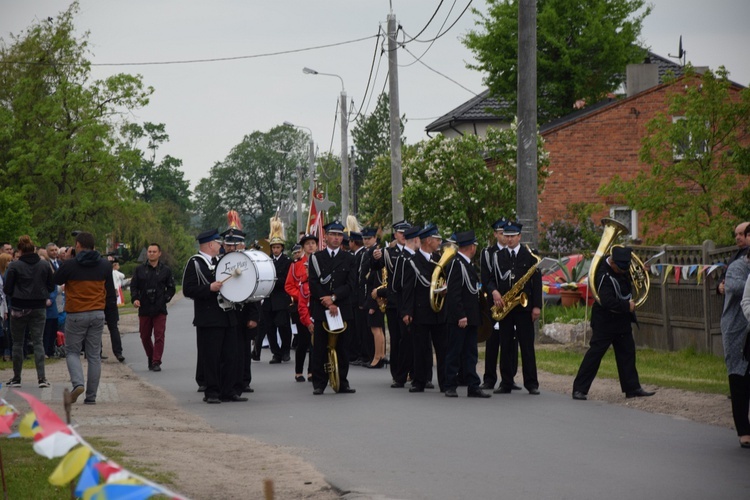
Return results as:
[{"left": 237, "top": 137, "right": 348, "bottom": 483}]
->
[
  {"left": 589, "top": 218, "right": 650, "bottom": 308},
  {"left": 322, "top": 320, "right": 347, "bottom": 392},
  {"left": 429, "top": 243, "right": 457, "bottom": 312}
]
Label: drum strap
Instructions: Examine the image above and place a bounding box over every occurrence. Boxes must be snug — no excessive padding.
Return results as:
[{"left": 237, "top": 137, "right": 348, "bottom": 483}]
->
[{"left": 310, "top": 254, "right": 332, "bottom": 285}]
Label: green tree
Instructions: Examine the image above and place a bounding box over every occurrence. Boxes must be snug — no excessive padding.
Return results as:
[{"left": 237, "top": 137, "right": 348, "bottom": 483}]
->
[
  {"left": 464, "top": 0, "right": 650, "bottom": 121},
  {"left": 402, "top": 123, "right": 549, "bottom": 243},
  {"left": 194, "top": 126, "right": 308, "bottom": 240},
  {"left": 351, "top": 93, "right": 405, "bottom": 211},
  {"left": 358, "top": 145, "right": 418, "bottom": 228},
  {"left": 0, "top": 2, "right": 153, "bottom": 244},
  {"left": 600, "top": 67, "right": 750, "bottom": 244},
  {"left": 0, "top": 189, "right": 36, "bottom": 243}
]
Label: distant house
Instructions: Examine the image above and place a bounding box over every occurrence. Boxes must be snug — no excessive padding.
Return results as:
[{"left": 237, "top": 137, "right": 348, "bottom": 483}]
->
[{"left": 425, "top": 53, "right": 747, "bottom": 239}]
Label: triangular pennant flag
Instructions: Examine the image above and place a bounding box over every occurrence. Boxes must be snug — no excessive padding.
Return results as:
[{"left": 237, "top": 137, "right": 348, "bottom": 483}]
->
[
  {"left": 706, "top": 264, "right": 722, "bottom": 277},
  {"left": 687, "top": 265, "right": 698, "bottom": 278},
  {"left": 681, "top": 266, "right": 690, "bottom": 280},
  {"left": 697, "top": 266, "right": 707, "bottom": 285},
  {"left": 49, "top": 446, "right": 91, "bottom": 486},
  {"left": 0, "top": 412, "right": 17, "bottom": 434},
  {"left": 14, "top": 390, "right": 70, "bottom": 437},
  {"left": 19, "top": 412, "right": 40, "bottom": 438},
  {"left": 33, "top": 430, "right": 80, "bottom": 459},
  {"left": 662, "top": 265, "right": 674, "bottom": 285},
  {"left": 83, "top": 479, "right": 150, "bottom": 500},
  {"left": 75, "top": 456, "right": 102, "bottom": 498},
  {"left": 674, "top": 266, "right": 681, "bottom": 285},
  {"left": 650, "top": 264, "right": 660, "bottom": 277},
  {"left": 94, "top": 461, "right": 123, "bottom": 481}
]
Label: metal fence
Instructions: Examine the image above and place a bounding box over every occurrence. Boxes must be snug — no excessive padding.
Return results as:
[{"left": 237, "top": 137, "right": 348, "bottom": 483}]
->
[{"left": 627, "top": 242, "right": 736, "bottom": 355}]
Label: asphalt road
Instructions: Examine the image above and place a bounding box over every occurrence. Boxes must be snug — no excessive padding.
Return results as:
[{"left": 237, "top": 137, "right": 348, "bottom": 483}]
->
[{"left": 123, "top": 298, "right": 750, "bottom": 500}]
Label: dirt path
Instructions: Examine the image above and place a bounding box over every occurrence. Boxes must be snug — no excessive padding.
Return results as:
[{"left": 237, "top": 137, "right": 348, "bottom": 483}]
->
[{"left": 4, "top": 308, "right": 734, "bottom": 499}]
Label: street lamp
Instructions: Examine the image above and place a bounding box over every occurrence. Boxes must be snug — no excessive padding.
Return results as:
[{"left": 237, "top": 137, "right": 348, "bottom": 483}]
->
[
  {"left": 283, "top": 121, "right": 316, "bottom": 235},
  {"left": 303, "top": 66, "right": 349, "bottom": 221}
]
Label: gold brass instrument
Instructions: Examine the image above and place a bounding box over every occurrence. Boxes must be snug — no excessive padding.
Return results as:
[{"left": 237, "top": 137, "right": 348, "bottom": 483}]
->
[
  {"left": 375, "top": 266, "right": 388, "bottom": 313},
  {"left": 491, "top": 245, "right": 542, "bottom": 321},
  {"left": 322, "top": 320, "right": 347, "bottom": 392},
  {"left": 429, "top": 243, "right": 457, "bottom": 312},
  {"left": 589, "top": 218, "right": 650, "bottom": 308}
]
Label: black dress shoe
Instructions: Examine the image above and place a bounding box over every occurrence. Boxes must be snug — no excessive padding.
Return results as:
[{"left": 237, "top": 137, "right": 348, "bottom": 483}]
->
[
  {"left": 493, "top": 386, "right": 512, "bottom": 394},
  {"left": 101, "top": 355, "right": 109, "bottom": 360},
  {"left": 116, "top": 354, "right": 125, "bottom": 363},
  {"left": 444, "top": 388, "right": 458, "bottom": 397},
  {"left": 572, "top": 391, "right": 588, "bottom": 401},
  {"left": 468, "top": 390, "right": 491, "bottom": 398},
  {"left": 527, "top": 388, "right": 540, "bottom": 395},
  {"left": 425, "top": 382, "right": 435, "bottom": 389},
  {"left": 152, "top": 364, "right": 162, "bottom": 372},
  {"left": 282, "top": 353, "right": 291, "bottom": 362},
  {"left": 295, "top": 375, "right": 305, "bottom": 382},
  {"left": 409, "top": 386, "right": 424, "bottom": 393},
  {"left": 251, "top": 352, "right": 260, "bottom": 361},
  {"left": 269, "top": 356, "right": 282, "bottom": 364},
  {"left": 512, "top": 383, "right": 523, "bottom": 391},
  {"left": 479, "top": 383, "right": 495, "bottom": 390},
  {"left": 339, "top": 387, "right": 356, "bottom": 394},
  {"left": 626, "top": 388, "right": 655, "bottom": 398},
  {"left": 203, "top": 397, "right": 221, "bottom": 404},
  {"left": 221, "top": 395, "right": 248, "bottom": 402},
  {"left": 350, "top": 359, "right": 363, "bottom": 366},
  {"left": 391, "top": 381, "right": 405, "bottom": 388},
  {"left": 197, "top": 385, "right": 206, "bottom": 393},
  {"left": 313, "top": 387, "right": 324, "bottom": 395},
  {"left": 242, "top": 385, "right": 255, "bottom": 393}
]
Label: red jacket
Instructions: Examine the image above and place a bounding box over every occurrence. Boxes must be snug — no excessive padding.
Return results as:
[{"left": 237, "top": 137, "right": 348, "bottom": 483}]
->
[{"left": 285, "top": 255, "right": 312, "bottom": 328}]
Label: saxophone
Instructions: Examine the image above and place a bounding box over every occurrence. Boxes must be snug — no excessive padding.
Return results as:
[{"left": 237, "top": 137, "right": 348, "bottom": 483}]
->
[
  {"left": 374, "top": 266, "right": 388, "bottom": 313},
  {"left": 491, "top": 245, "right": 542, "bottom": 321}
]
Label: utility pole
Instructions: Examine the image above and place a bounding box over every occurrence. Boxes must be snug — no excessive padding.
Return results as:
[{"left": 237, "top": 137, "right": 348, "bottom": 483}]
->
[
  {"left": 387, "top": 12, "right": 404, "bottom": 224},
  {"left": 350, "top": 146, "right": 358, "bottom": 214},
  {"left": 308, "top": 137, "right": 315, "bottom": 196},
  {"left": 296, "top": 164, "right": 303, "bottom": 235},
  {"left": 340, "top": 92, "right": 350, "bottom": 221},
  {"left": 517, "top": 0, "right": 538, "bottom": 247}
]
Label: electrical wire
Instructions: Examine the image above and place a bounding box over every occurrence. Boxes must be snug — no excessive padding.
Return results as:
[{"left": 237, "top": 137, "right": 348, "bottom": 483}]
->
[
  {"left": 399, "top": 0, "right": 457, "bottom": 68},
  {"left": 0, "top": 35, "right": 378, "bottom": 67},
  {"left": 401, "top": 0, "right": 473, "bottom": 44},
  {"left": 400, "top": 0, "right": 445, "bottom": 44},
  {"left": 350, "top": 26, "right": 384, "bottom": 124},
  {"left": 400, "top": 44, "right": 478, "bottom": 96}
]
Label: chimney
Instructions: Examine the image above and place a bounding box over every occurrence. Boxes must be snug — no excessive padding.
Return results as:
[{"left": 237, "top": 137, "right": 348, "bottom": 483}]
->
[{"left": 626, "top": 63, "right": 659, "bottom": 97}]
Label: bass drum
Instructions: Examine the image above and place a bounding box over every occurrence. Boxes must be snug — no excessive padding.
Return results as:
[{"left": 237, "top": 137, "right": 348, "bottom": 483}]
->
[{"left": 216, "top": 250, "right": 276, "bottom": 303}]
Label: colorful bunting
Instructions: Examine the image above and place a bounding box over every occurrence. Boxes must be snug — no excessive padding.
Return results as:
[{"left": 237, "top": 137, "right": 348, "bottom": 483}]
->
[
  {"left": 49, "top": 446, "right": 91, "bottom": 486},
  {"left": 33, "top": 430, "right": 80, "bottom": 459},
  {"left": 75, "top": 456, "right": 102, "bottom": 497},
  {"left": 18, "top": 412, "right": 39, "bottom": 438},
  {"left": 14, "top": 390, "right": 70, "bottom": 438}
]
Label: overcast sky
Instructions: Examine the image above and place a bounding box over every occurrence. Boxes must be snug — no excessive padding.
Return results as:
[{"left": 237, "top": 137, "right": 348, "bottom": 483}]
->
[{"left": 2, "top": 0, "right": 749, "bottom": 189}]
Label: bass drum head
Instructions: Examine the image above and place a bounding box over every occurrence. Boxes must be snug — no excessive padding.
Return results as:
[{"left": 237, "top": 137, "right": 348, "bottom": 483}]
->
[
  {"left": 245, "top": 249, "right": 275, "bottom": 302},
  {"left": 216, "top": 251, "right": 259, "bottom": 303}
]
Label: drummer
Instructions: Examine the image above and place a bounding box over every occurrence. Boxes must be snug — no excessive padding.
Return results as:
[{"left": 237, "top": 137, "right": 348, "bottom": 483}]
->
[{"left": 221, "top": 227, "right": 260, "bottom": 395}]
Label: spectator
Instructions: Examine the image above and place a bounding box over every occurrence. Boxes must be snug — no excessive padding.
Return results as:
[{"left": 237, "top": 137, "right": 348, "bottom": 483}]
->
[{"left": 0, "top": 253, "right": 11, "bottom": 361}]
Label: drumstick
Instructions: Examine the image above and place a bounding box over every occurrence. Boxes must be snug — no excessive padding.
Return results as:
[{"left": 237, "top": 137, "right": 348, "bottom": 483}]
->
[{"left": 220, "top": 268, "right": 242, "bottom": 283}]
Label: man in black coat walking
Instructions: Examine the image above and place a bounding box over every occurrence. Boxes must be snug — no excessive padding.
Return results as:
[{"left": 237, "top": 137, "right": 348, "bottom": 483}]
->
[{"left": 260, "top": 236, "right": 293, "bottom": 363}]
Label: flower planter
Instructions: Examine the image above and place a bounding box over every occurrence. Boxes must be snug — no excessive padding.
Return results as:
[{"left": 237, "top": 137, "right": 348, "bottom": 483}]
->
[{"left": 560, "top": 289, "right": 582, "bottom": 307}]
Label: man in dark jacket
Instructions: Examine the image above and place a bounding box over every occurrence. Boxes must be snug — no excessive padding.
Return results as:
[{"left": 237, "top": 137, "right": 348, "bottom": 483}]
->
[
  {"left": 443, "top": 231, "right": 490, "bottom": 398},
  {"left": 54, "top": 232, "right": 117, "bottom": 404},
  {"left": 130, "top": 243, "right": 176, "bottom": 372},
  {"left": 308, "top": 221, "right": 357, "bottom": 394},
  {"left": 259, "top": 236, "right": 293, "bottom": 363},
  {"left": 572, "top": 247, "right": 656, "bottom": 400}
]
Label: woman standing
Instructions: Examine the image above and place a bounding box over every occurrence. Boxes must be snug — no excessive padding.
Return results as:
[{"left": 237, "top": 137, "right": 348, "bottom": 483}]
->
[
  {"left": 4, "top": 236, "right": 55, "bottom": 387},
  {"left": 732, "top": 251, "right": 750, "bottom": 449},
  {"left": 285, "top": 234, "right": 317, "bottom": 382}
]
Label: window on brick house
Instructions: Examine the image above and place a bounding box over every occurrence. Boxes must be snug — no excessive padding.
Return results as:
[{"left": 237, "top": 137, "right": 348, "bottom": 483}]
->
[
  {"left": 610, "top": 206, "right": 638, "bottom": 239},
  {"left": 672, "top": 116, "right": 708, "bottom": 161}
]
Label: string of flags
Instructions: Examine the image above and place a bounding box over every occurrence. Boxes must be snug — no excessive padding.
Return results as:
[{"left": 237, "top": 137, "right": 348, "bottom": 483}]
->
[
  {"left": 1, "top": 388, "right": 189, "bottom": 500},
  {"left": 648, "top": 262, "right": 726, "bottom": 286}
]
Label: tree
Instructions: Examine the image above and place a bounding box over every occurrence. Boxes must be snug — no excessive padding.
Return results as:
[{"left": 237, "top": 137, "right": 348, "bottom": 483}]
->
[
  {"left": 401, "top": 123, "right": 549, "bottom": 243},
  {"left": 464, "top": 0, "right": 651, "bottom": 122},
  {"left": 600, "top": 67, "right": 750, "bottom": 244},
  {"left": 358, "top": 145, "right": 417, "bottom": 228},
  {"left": 0, "top": 2, "right": 153, "bottom": 244},
  {"left": 351, "top": 93, "right": 405, "bottom": 212},
  {"left": 194, "top": 126, "right": 308, "bottom": 241}
]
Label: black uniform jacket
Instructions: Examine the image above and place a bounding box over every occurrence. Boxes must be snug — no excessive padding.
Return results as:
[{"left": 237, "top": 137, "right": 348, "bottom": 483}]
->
[
  {"left": 401, "top": 250, "right": 446, "bottom": 325},
  {"left": 490, "top": 245, "right": 542, "bottom": 311},
  {"left": 308, "top": 249, "right": 357, "bottom": 322},
  {"left": 481, "top": 244, "right": 505, "bottom": 293},
  {"left": 354, "top": 248, "right": 368, "bottom": 308},
  {"left": 265, "top": 253, "right": 292, "bottom": 311},
  {"left": 445, "top": 253, "right": 482, "bottom": 326},
  {"left": 590, "top": 258, "right": 636, "bottom": 333},
  {"left": 364, "top": 246, "right": 386, "bottom": 311},
  {"left": 377, "top": 245, "right": 402, "bottom": 310},
  {"left": 182, "top": 255, "right": 235, "bottom": 328}
]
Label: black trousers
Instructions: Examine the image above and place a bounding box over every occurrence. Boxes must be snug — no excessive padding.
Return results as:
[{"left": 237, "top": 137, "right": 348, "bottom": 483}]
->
[
  {"left": 393, "top": 321, "right": 414, "bottom": 385},
  {"left": 482, "top": 325, "right": 518, "bottom": 387},
  {"left": 445, "top": 324, "right": 481, "bottom": 391},
  {"left": 357, "top": 307, "right": 373, "bottom": 362},
  {"left": 260, "top": 308, "right": 292, "bottom": 358},
  {"left": 196, "top": 326, "right": 240, "bottom": 399},
  {"left": 729, "top": 366, "right": 750, "bottom": 436},
  {"left": 499, "top": 310, "right": 538, "bottom": 390},
  {"left": 238, "top": 325, "right": 255, "bottom": 387},
  {"left": 386, "top": 307, "right": 402, "bottom": 379},
  {"left": 105, "top": 307, "right": 123, "bottom": 356},
  {"left": 311, "top": 320, "right": 351, "bottom": 392},
  {"left": 573, "top": 326, "right": 640, "bottom": 394},
  {"left": 294, "top": 320, "right": 312, "bottom": 375},
  {"left": 412, "top": 323, "right": 446, "bottom": 390}
]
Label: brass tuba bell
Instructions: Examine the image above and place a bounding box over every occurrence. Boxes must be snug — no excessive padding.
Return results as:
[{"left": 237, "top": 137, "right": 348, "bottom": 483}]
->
[
  {"left": 429, "top": 243, "right": 457, "bottom": 312},
  {"left": 589, "top": 218, "right": 650, "bottom": 308}
]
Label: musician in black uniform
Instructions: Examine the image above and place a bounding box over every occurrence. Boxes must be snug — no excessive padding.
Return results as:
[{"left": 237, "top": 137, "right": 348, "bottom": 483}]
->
[
  {"left": 182, "top": 229, "right": 247, "bottom": 404},
  {"left": 401, "top": 224, "right": 447, "bottom": 393},
  {"left": 261, "top": 236, "right": 293, "bottom": 363},
  {"left": 389, "top": 225, "right": 420, "bottom": 388},
  {"left": 308, "top": 221, "right": 358, "bottom": 395},
  {"left": 489, "top": 222, "right": 542, "bottom": 395},
  {"left": 363, "top": 227, "right": 387, "bottom": 368},
  {"left": 572, "top": 247, "right": 655, "bottom": 400},
  {"left": 443, "top": 231, "right": 491, "bottom": 398},
  {"left": 376, "top": 221, "right": 411, "bottom": 379},
  {"left": 348, "top": 231, "right": 367, "bottom": 364},
  {"left": 221, "top": 228, "right": 259, "bottom": 394}
]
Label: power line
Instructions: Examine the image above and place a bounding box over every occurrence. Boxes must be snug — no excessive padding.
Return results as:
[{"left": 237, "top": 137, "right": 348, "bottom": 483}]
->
[
  {"left": 400, "top": 0, "right": 445, "bottom": 44},
  {"left": 0, "top": 35, "right": 378, "bottom": 67},
  {"left": 399, "top": 0, "right": 458, "bottom": 68},
  {"left": 400, "top": 44, "right": 478, "bottom": 96},
  {"left": 401, "top": 0, "right": 473, "bottom": 45},
  {"left": 350, "top": 26, "right": 384, "bottom": 124}
]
